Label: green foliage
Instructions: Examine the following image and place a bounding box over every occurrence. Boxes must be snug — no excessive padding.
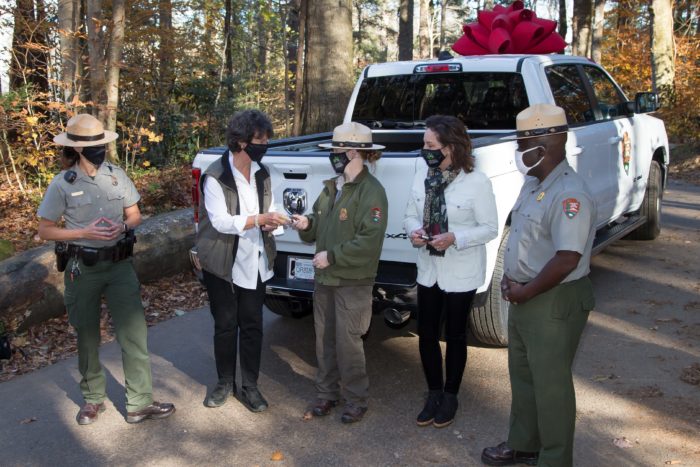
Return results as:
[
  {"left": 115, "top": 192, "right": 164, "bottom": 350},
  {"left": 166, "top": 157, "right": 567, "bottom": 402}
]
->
[{"left": 0, "top": 239, "right": 15, "bottom": 261}]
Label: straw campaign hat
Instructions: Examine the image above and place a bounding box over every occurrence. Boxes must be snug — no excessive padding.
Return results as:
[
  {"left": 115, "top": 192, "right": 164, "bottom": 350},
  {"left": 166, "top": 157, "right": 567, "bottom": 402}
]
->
[
  {"left": 53, "top": 114, "right": 119, "bottom": 147},
  {"left": 319, "top": 122, "right": 385, "bottom": 150},
  {"left": 503, "top": 104, "right": 568, "bottom": 140}
]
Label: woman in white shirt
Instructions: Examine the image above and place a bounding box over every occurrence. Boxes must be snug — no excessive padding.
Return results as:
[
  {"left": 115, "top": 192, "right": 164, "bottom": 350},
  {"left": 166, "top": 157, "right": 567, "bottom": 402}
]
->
[
  {"left": 403, "top": 115, "right": 498, "bottom": 428},
  {"left": 195, "top": 110, "right": 288, "bottom": 412}
]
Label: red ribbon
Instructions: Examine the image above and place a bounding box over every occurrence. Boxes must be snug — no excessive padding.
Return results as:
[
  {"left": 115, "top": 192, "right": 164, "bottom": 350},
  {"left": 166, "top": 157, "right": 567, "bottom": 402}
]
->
[{"left": 452, "top": 1, "right": 566, "bottom": 56}]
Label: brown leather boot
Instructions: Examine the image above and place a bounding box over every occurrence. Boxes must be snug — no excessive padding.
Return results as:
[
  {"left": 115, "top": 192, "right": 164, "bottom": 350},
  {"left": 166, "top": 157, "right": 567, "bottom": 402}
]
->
[{"left": 77, "top": 402, "right": 106, "bottom": 425}]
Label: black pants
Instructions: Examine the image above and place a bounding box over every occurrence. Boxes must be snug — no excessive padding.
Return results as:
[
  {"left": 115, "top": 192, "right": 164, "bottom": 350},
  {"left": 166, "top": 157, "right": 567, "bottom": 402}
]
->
[
  {"left": 203, "top": 270, "right": 266, "bottom": 389},
  {"left": 417, "top": 283, "right": 476, "bottom": 395}
]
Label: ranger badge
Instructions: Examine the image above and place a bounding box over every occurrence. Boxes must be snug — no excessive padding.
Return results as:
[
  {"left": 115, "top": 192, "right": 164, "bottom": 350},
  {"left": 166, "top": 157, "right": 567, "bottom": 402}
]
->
[{"left": 562, "top": 198, "right": 580, "bottom": 219}]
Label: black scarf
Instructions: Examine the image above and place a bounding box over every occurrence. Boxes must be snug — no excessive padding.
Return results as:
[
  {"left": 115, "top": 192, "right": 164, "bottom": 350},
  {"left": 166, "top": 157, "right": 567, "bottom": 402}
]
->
[{"left": 423, "top": 167, "right": 459, "bottom": 256}]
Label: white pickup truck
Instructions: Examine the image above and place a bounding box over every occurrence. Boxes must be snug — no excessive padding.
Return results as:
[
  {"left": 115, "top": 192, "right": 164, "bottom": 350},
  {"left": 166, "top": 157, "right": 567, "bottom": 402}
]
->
[{"left": 190, "top": 53, "right": 669, "bottom": 346}]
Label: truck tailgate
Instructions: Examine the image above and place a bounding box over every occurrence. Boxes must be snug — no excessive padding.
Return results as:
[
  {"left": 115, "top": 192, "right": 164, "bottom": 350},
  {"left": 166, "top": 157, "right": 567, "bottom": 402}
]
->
[{"left": 265, "top": 152, "right": 419, "bottom": 264}]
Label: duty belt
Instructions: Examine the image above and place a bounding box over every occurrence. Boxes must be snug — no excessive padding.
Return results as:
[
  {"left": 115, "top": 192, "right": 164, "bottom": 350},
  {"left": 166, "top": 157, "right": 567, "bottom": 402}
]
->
[{"left": 67, "top": 244, "right": 119, "bottom": 262}]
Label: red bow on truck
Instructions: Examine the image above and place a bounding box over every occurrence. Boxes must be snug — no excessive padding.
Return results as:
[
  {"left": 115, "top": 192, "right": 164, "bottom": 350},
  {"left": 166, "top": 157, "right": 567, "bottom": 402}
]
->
[{"left": 452, "top": 0, "right": 566, "bottom": 56}]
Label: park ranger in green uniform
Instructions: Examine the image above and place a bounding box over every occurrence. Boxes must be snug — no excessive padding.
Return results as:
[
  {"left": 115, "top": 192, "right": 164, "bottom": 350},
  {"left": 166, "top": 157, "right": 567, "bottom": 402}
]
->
[
  {"left": 37, "top": 114, "right": 175, "bottom": 425},
  {"left": 482, "top": 104, "right": 596, "bottom": 467}
]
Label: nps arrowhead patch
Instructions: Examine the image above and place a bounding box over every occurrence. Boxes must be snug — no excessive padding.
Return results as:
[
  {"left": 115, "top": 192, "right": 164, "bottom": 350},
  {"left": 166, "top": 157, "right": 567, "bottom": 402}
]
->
[{"left": 563, "top": 198, "right": 580, "bottom": 219}]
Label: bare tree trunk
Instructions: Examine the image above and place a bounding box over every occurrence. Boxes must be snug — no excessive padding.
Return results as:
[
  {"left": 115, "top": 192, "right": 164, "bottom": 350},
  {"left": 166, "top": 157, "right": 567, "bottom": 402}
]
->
[
  {"left": 591, "top": 0, "right": 605, "bottom": 63},
  {"left": 100, "top": 0, "right": 125, "bottom": 162},
  {"left": 572, "top": 0, "right": 593, "bottom": 57},
  {"left": 558, "top": 0, "right": 567, "bottom": 46},
  {"left": 418, "top": 0, "right": 430, "bottom": 58},
  {"left": 57, "top": 0, "right": 80, "bottom": 101},
  {"left": 293, "top": 0, "right": 307, "bottom": 136},
  {"left": 301, "top": 0, "right": 353, "bottom": 134},
  {"left": 356, "top": 3, "right": 363, "bottom": 51},
  {"left": 398, "top": 0, "right": 414, "bottom": 60},
  {"left": 223, "top": 0, "right": 233, "bottom": 97},
  {"left": 439, "top": 0, "right": 447, "bottom": 51},
  {"left": 86, "top": 0, "right": 106, "bottom": 110},
  {"left": 158, "top": 0, "right": 173, "bottom": 101},
  {"left": 650, "top": 0, "right": 676, "bottom": 101},
  {"left": 256, "top": 6, "right": 269, "bottom": 70},
  {"left": 10, "top": 0, "right": 50, "bottom": 92}
]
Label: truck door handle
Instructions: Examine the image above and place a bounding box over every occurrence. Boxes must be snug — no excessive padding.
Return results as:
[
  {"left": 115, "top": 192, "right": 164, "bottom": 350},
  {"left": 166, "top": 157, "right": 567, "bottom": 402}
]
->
[
  {"left": 567, "top": 146, "right": 583, "bottom": 156},
  {"left": 608, "top": 136, "right": 622, "bottom": 144}
]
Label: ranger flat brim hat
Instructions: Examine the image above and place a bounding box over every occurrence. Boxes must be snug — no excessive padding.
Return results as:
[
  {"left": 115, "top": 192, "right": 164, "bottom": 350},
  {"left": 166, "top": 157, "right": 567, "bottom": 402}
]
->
[
  {"left": 319, "top": 121, "right": 385, "bottom": 150},
  {"left": 53, "top": 114, "right": 119, "bottom": 147},
  {"left": 502, "top": 103, "right": 568, "bottom": 140}
]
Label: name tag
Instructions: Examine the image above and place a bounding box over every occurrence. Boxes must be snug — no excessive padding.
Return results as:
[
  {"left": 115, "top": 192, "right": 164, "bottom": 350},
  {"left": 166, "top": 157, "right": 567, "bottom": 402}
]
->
[{"left": 71, "top": 191, "right": 84, "bottom": 197}]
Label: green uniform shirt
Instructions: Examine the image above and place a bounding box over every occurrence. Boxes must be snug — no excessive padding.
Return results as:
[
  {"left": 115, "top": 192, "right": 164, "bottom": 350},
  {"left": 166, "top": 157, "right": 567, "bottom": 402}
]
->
[
  {"left": 37, "top": 163, "right": 140, "bottom": 248},
  {"left": 299, "top": 166, "right": 388, "bottom": 286},
  {"left": 504, "top": 160, "right": 596, "bottom": 284}
]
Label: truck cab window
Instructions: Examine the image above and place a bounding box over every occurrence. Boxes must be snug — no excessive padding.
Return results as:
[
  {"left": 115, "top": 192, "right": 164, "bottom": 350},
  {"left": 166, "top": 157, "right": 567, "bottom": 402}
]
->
[
  {"left": 545, "top": 65, "right": 595, "bottom": 124},
  {"left": 352, "top": 72, "right": 528, "bottom": 131},
  {"left": 582, "top": 66, "right": 628, "bottom": 120}
]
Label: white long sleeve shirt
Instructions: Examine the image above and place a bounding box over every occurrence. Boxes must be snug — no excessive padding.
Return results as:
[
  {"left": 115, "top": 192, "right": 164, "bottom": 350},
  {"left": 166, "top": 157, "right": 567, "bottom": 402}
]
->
[{"left": 203, "top": 157, "right": 276, "bottom": 289}]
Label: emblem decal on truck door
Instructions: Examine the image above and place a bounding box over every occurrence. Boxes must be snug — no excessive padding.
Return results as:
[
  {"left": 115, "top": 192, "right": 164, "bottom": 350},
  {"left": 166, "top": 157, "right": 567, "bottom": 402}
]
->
[
  {"left": 621, "top": 132, "right": 632, "bottom": 175},
  {"left": 283, "top": 188, "right": 307, "bottom": 215}
]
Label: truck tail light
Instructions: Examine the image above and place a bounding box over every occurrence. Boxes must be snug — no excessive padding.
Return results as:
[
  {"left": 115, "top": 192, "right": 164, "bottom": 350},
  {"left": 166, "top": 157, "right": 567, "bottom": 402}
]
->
[
  {"left": 191, "top": 167, "right": 201, "bottom": 228},
  {"left": 414, "top": 63, "right": 462, "bottom": 73}
]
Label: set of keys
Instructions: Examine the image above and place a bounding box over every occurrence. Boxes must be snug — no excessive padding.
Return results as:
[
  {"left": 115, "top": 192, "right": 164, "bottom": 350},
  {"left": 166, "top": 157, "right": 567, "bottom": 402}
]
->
[{"left": 70, "top": 258, "right": 81, "bottom": 281}]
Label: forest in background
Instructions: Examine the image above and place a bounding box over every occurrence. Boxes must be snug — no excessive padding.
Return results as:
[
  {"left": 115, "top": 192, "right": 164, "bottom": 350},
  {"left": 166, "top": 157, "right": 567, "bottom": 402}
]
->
[{"left": 0, "top": 0, "right": 698, "bottom": 194}]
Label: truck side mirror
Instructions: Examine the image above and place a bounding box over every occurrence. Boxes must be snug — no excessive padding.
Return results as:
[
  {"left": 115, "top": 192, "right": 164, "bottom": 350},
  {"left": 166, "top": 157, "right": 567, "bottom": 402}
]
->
[{"left": 634, "top": 92, "right": 660, "bottom": 113}]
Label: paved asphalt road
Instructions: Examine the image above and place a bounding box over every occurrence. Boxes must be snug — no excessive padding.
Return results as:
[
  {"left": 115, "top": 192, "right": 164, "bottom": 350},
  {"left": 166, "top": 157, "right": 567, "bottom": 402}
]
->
[{"left": 0, "top": 180, "right": 698, "bottom": 467}]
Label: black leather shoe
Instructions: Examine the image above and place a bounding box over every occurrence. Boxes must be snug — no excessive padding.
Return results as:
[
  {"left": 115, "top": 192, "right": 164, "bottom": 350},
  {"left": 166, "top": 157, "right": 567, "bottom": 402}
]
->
[
  {"left": 416, "top": 390, "right": 442, "bottom": 426},
  {"left": 205, "top": 380, "right": 235, "bottom": 408},
  {"left": 310, "top": 398, "right": 339, "bottom": 417},
  {"left": 481, "top": 442, "right": 539, "bottom": 466},
  {"left": 77, "top": 402, "right": 105, "bottom": 425},
  {"left": 238, "top": 387, "right": 268, "bottom": 413},
  {"left": 340, "top": 404, "right": 367, "bottom": 424},
  {"left": 433, "top": 392, "right": 458, "bottom": 428},
  {"left": 126, "top": 401, "right": 175, "bottom": 424}
]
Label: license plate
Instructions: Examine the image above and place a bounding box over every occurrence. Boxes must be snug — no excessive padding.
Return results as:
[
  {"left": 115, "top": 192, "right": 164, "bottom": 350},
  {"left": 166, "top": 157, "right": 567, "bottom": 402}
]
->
[{"left": 288, "top": 256, "right": 315, "bottom": 281}]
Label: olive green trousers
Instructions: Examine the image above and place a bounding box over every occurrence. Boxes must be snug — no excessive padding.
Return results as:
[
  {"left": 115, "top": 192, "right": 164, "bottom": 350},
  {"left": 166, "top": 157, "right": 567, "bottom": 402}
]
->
[
  {"left": 64, "top": 258, "right": 153, "bottom": 412},
  {"left": 507, "top": 276, "right": 594, "bottom": 467}
]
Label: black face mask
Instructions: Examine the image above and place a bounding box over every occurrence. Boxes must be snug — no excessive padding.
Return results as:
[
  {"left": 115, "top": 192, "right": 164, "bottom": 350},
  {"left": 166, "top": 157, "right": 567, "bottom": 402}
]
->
[
  {"left": 245, "top": 143, "right": 268, "bottom": 162},
  {"left": 420, "top": 148, "right": 445, "bottom": 168},
  {"left": 329, "top": 152, "right": 351, "bottom": 174},
  {"left": 82, "top": 145, "right": 106, "bottom": 167}
]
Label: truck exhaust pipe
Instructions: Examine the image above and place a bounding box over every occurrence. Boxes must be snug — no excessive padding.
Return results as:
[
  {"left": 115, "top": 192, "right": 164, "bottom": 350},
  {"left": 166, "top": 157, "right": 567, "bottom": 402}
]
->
[{"left": 383, "top": 307, "right": 411, "bottom": 329}]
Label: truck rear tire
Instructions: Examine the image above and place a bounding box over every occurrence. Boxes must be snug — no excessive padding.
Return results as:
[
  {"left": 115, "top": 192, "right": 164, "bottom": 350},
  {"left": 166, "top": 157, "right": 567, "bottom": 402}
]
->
[
  {"left": 264, "top": 296, "right": 312, "bottom": 319},
  {"left": 626, "top": 161, "right": 662, "bottom": 240},
  {"left": 470, "top": 227, "right": 510, "bottom": 347}
]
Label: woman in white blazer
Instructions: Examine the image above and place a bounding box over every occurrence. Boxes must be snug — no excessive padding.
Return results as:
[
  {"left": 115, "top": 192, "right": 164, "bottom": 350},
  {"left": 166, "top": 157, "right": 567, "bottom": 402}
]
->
[{"left": 403, "top": 115, "right": 498, "bottom": 428}]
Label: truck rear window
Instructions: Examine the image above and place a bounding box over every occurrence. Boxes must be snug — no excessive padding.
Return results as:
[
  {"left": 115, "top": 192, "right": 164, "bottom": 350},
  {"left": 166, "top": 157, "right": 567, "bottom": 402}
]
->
[{"left": 352, "top": 72, "right": 529, "bottom": 130}]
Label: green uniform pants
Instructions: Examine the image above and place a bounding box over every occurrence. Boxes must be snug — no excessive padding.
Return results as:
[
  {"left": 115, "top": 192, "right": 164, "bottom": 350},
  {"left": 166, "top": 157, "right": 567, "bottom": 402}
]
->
[
  {"left": 313, "top": 284, "right": 373, "bottom": 407},
  {"left": 64, "top": 257, "right": 153, "bottom": 412},
  {"left": 507, "top": 277, "right": 594, "bottom": 467}
]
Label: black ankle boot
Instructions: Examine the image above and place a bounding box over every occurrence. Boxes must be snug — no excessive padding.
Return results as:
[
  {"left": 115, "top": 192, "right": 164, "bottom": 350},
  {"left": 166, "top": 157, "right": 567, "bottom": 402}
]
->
[
  {"left": 433, "top": 392, "right": 458, "bottom": 428},
  {"left": 205, "top": 379, "right": 234, "bottom": 408},
  {"left": 417, "top": 390, "right": 442, "bottom": 426}
]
